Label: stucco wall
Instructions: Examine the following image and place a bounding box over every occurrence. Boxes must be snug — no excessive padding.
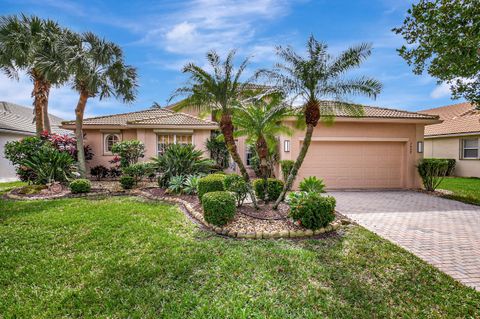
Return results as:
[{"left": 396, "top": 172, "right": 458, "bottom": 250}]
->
[
  {"left": 0, "top": 132, "right": 30, "bottom": 182},
  {"left": 424, "top": 136, "right": 480, "bottom": 177}
]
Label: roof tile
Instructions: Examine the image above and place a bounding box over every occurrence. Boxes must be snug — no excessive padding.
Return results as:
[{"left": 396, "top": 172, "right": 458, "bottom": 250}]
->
[{"left": 420, "top": 102, "right": 480, "bottom": 137}]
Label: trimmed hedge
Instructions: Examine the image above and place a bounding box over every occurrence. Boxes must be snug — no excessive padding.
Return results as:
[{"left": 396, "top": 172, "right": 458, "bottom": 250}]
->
[
  {"left": 288, "top": 192, "right": 336, "bottom": 230},
  {"left": 202, "top": 191, "right": 236, "bottom": 226},
  {"left": 69, "top": 179, "right": 91, "bottom": 194},
  {"left": 120, "top": 175, "right": 135, "bottom": 189},
  {"left": 197, "top": 174, "right": 226, "bottom": 201},
  {"left": 253, "top": 178, "right": 284, "bottom": 202}
]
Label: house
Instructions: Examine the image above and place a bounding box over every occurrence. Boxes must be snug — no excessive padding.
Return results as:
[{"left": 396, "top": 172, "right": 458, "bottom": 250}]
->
[
  {"left": 420, "top": 102, "right": 480, "bottom": 177},
  {"left": 0, "top": 101, "right": 70, "bottom": 182},
  {"left": 62, "top": 102, "right": 440, "bottom": 189}
]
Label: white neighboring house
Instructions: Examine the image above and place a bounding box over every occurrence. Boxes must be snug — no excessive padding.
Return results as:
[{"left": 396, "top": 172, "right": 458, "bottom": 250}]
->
[{"left": 0, "top": 101, "right": 70, "bottom": 182}]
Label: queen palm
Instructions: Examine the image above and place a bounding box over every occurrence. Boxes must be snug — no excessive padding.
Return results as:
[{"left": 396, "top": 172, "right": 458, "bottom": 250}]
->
[
  {"left": 262, "top": 36, "right": 383, "bottom": 209},
  {"left": 63, "top": 32, "right": 137, "bottom": 177},
  {"left": 171, "top": 50, "right": 263, "bottom": 208},
  {"left": 0, "top": 14, "right": 70, "bottom": 134}
]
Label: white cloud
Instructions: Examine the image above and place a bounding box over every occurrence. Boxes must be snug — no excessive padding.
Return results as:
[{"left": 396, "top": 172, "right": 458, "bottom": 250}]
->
[{"left": 430, "top": 82, "right": 451, "bottom": 99}]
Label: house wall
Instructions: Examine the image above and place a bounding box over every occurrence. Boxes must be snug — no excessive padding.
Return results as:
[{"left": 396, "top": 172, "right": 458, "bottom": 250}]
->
[
  {"left": 424, "top": 136, "right": 480, "bottom": 177},
  {"left": 0, "top": 132, "right": 31, "bottom": 182}
]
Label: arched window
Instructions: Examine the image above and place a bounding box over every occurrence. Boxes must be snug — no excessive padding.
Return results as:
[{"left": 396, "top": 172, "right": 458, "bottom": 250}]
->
[{"left": 104, "top": 134, "right": 120, "bottom": 153}]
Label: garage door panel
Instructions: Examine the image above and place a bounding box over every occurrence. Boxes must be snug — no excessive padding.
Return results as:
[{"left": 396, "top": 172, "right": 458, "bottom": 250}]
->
[{"left": 298, "top": 141, "right": 404, "bottom": 189}]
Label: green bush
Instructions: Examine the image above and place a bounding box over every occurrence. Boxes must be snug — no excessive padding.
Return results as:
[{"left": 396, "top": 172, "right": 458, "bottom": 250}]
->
[
  {"left": 69, "top": 179, "right": 92, "bottom": 194},
  {"left": 444, "top": 159, "right": 456, "bottom": 176},
  {"left": 253, "top": 178, "right": 284, "bottom": 202},
  {"left": 279, "top": 160, "right": 294, "bottom": 182},
  {"left": 202, "top": 191, "right": 236, "bottom": 226},
  {"left": 253, "top": 179, "right": 267, "bottom": 201},
  {"left": 224, "top": 174, "right": 248, "bottom": 207},
  {"left": 299, "top": 176, "right": 326, "bottom": 193},
  {"left": 417, "top": 158, "right": 449, "bottom": 191},
  {"left": 122, "top": 162, "right": 149, "bottom": 184},
  {"left": 111, "top": 140, "right": 145, "bottom": 167},
  {"left": 288, "top": 192, "right": 336, "bottom": 230},
  {"left": 90, "top": 165, "right": 109, "bottom": 180},
  {"left": 120, "top": 175, "right": 135, "bottom": 189},
  {"left": 184, "top": 175, "right": 202, "bottom": 195},
  {"left": 197, "top": 174, "right": 225, "bottom": 201}
]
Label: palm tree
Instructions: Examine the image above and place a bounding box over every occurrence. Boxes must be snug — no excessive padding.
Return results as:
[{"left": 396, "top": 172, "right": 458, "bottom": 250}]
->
[
  {"left": 231, "top": 93, "right": 292, "bottom": 190},
  {"left": 0, "top": 14, "right": 70, "bottom": 134},
  {"left": 261, "top": 36, "right": 382, "bottom": 209},
  {"left": 171, "top": 50, "right": 264, "bottom": 208},
  {"left": 63, "top": 32, "right": 137, "bottom": 177}
]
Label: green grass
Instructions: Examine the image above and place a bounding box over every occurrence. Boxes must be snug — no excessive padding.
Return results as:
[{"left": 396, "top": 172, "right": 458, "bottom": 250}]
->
[
  {"left": 0, "top": 181, "right": 26, "bottom": 194},
  {"left": 0, "top": 196, "right": 479, "bottom": 318},
  {"left": 438, "top": 177, "right": 480, "bottom": 205}
]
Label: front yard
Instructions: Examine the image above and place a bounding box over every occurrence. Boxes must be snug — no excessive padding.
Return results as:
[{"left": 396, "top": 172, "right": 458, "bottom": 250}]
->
[
  {"left": 1, "top": 196, "right": 479, "bottom": 318},
  {"left": 439, "top": 177, "right": 480, "bottom": 205}
]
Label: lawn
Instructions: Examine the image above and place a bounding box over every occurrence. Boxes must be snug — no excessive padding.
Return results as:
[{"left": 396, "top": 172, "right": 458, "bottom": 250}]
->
[
  {"left": 0, "top": 196, "right": 479, "bottom": 318},
  {"left": 438, "top": 177, "right": 480, "bottom": 205},
  {"left": 0, "top": 181, "right": 26, "bottom": 194}
]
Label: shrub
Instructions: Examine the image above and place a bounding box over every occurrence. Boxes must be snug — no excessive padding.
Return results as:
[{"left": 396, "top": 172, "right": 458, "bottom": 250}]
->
[
  {"left": 120, "top": 175, "right": 135, "bottom": 189},
  {"left": 253, "top": 178, "right": 284, "bottom": 202},
  {"left": 279, "top": 160, "right": 294, "bottom": 182},
  {"left": 153, "top": 144, "right": 214, "bottom": 187},
  {"left": 69, "top": 179, "right": 91, "bottom": 194},
  {"left": 288, "top": 192, "right": 336, "bottom": 230},
  {"left": 197, "top": 174, "right": 225, "bottom": 201},
  {"left": 223, "top": 174, "right": 248, "bottom": 207},
  {"left": 111, "top": 140, "right": 145, "bottom": 167},
  {"left": 299, "top": 176, "right": 326, "bottom": 193},
  {"left": 417, "top": 158, "right": 449, "bottom": 191},
  {"left": 108, "top": 167, "right": 121, "bottom": 178},
  {"left": 168, "top": 175, "right": 185, "bottom": 194},
  {"left": 122, "top": 162, "right": 148, "bottom": 184},
  {"left": 445, "top": 159, "right": 456, "bottom": 176},
  {"left": 202, "top": 191, "right": 236, "bottom": 226},
  {"left": 90, "top": 165, "right": 109, "bottom": 180},
  {"left": 206, "top": 136, "right": 230, "bottom": 169},
  {"left": 253, "top": 179, "right": 267, "bottom": 201},
  {"left": 184, "top": 175, "right": 202, "bottom": 195}
]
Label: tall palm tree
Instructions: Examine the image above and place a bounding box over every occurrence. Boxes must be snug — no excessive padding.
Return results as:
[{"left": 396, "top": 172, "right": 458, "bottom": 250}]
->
[
  {"left": 63, "top": 32, "right": 138, "bottom": 177},
  {"left": 262, "top": 36, "right": 382, "bottom": 209},
  {"left": 171, "top": 50, "right": 263, "bottom": 208},
  {"left": 231, "top": 93, "right": 292, "bottom": 190},
  {"left": 0, "top": 14, "right": 70, "bottom": 134}
]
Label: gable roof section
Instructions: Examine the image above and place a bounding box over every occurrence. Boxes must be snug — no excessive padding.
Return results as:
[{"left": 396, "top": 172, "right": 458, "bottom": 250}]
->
[
  {"left": 62, "top": 107, "right": 217, "bottom": 128},
  {"left": 0, "top": 101, "right": 70, "bottom": 135},
  {"left": 420, "top": 102, "right": 480, "bottom": 137}
]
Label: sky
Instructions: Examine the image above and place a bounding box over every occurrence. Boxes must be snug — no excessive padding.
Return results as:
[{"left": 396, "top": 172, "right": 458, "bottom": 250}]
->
[{"left": 0, "top": 0, "right": 463, "bottom": 120}]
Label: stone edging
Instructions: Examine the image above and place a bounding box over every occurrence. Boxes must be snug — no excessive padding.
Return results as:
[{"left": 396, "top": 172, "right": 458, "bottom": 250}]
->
[{"left": 5, "top": 188, "right": 342, "bottom": 240}]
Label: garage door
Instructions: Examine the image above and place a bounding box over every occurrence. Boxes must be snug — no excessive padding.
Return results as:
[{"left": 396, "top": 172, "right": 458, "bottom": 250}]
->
[{"left": 298, "top": 141, "right": 405, "bottom": 189}]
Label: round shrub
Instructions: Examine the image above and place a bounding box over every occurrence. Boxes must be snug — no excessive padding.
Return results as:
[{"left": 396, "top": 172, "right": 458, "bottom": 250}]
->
[
  {"left": 120, "top": 175, "right": 135, "bottom": 189},
  {"left": 197, "top": 174, "right": 225, "bottom": 201},
  {"left": 223, "top": 174, "right": 248, "bottom": 207},
  {"left": 202, "top": 191, "right": 236, "bottom": 226},
  {"left": 288, "top": 192, "right": 336, "bottom": 230},
  {"left": 267, "top": 178, "right": 284, "bottom": 201},
  {"left": 253, "top": 179, "right": 267, "bottom": 201},
  {"left": 69, "top": 179, "right": 91, "bottom": 194}
]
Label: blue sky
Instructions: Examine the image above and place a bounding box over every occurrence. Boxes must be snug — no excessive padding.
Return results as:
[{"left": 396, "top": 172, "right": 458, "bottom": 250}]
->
[{"left": 0, "top": 0, "right": 462, "bottom": 120}]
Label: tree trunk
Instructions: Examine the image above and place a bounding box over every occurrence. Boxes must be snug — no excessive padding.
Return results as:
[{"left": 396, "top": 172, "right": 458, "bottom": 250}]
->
[
  {"left": 32, "top": 74, "right": 48, "bottom": 135},
  {"left": 256, "top": 135, "right": 269, "bottom": 202},
  {"left": 75, "top": 90, "right": 89, "bottom": 178},
  {"left": 220, "top": 113, "right": 259, "bottom": 209},
  {"left": 42, "top": 84, "right": 52, "bottom": 133}
]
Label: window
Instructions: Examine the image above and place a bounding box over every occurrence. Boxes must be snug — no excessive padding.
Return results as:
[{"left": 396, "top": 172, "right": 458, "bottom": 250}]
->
[
  {"left": 246, "top": 147, "right": 254, "bottom": 166},
  {"left": 157, "top": 133, "right": 192, "bottom": 155},
  {"left": 104, "top": 134, "right": 120, "bottom": 153},
  {"left": 462, "top": 138, "right": 479, "bottom": 159}
]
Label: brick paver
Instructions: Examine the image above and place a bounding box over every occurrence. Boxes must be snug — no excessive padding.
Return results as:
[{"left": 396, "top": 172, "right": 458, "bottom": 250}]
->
[{"left": 329, "top": 191, "right": 480, "bottom": 291}]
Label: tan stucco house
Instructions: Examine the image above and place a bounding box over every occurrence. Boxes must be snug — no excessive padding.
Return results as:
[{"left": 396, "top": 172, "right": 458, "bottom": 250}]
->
[
  {"left": 421, "top": 102, "right": 480, "bottom": 177},
  {"left": 61, "top": 102, "right": 440, "bottom": 189}
]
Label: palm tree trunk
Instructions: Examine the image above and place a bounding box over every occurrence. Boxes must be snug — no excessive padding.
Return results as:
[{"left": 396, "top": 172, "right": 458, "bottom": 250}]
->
[
  {"left": 42, "top": 84, "right": 52, "bottom": 133},
  {"left": 256, "top": 135, "right": 269, "bottom": 202},
  {"left": 75, "top": 90, "right": 89, "bottom": 178},
  {"left": 32, "top": 74, "right": 47, "bottom": 135},
  {"left": 220, "top": 113, "right": 259, "bottom": 209}
]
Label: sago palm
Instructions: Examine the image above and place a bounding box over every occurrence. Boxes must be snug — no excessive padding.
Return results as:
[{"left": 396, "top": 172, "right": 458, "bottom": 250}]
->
[
  {"left": 0, "top": 14, "right": 70, "bottom": 134},
  {"left": 171, "top": 50, "right": 264, "bottom": 208},
  {"left": 261, "top": 36, "right": 382, "bottom": 208},
  {"left": 62, "top": 32, "right": 138, "bottom": 177}
]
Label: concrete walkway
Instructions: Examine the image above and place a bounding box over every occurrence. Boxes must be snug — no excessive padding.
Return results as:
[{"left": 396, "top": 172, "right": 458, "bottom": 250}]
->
[{"left": 329, "top": 190, "right": 480, "bottom": 291}]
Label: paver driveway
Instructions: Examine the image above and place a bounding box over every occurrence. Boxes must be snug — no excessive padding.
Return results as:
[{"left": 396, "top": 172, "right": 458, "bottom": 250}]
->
[{"left": 329, "top": 191, "right": 480, "bottom": 291}]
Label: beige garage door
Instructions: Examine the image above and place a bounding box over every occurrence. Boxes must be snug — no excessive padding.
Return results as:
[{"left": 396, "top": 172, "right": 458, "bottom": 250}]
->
[{"left": 299, "top": 141, "right": 405, "bottom": 189}]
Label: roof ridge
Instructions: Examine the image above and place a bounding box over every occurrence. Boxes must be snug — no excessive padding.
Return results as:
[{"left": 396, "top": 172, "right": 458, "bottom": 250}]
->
[
  {"left": 420, "top": 101, "right": 473, "bottom": 113},
  {"left": 73, "top": 107, "right": 174, "bottom": 122}
]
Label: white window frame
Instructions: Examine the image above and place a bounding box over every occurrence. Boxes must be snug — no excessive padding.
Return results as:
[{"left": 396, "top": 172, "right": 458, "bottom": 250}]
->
[
  {"left": 461, "top": 138, "right": 479, "bottom": 159},
  {"left": 245, "top": 147, "right": 254, "bottom": 167},
  {"left": 156, "top": 133, "right": 193, "bottom": 156},
  {"left": 103, "top": 133, "right": 121, "bottom": 155}
]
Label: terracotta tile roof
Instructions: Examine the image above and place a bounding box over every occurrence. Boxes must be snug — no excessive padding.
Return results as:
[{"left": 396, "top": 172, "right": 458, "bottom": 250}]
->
[
  {"left": 420, "top": 102, "right": 480, "bottom": 137},
  {"left": 62, "top": 107, "right": 217, "bottom": 127}
]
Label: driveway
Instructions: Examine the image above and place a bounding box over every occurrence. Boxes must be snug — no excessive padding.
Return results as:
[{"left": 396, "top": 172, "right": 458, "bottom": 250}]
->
[{"left": 329, "top": 190, "right": 480, "bottom": 291}]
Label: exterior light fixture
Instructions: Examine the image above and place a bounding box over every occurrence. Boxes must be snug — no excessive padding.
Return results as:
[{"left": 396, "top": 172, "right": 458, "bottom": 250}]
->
[
  {"left": 284, "top": 140, "right": 290, "bottom": 152},
  {"left": 417, "top": 141, "right": 424, "bottom": 153}
]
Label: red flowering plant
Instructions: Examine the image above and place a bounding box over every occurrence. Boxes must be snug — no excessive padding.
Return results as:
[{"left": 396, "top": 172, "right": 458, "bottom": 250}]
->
[{"left": 40, "top": 131, "right": 93, "bottom": 161}]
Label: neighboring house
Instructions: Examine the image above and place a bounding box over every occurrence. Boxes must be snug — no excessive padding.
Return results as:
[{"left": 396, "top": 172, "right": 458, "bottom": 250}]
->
[
  {"left": 0, "top": 101, "right": 69, "bottom": 182},
  {"left": 420, "top": 102, "right": 480, "bottom": 177},
  {"left": 63, "top": 102, "right": 439, "bottom": 189}
]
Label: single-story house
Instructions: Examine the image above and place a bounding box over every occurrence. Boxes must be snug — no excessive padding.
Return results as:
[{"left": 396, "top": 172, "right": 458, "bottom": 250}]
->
[
  {"left": 62, "top": 101, "right": 440, "bottom": 189},
  {"left": 0, "top": 101, "right": 69, "bottom": 182},
  {"left": 420, "top": 102, "right": 480, "bottom": 177}
]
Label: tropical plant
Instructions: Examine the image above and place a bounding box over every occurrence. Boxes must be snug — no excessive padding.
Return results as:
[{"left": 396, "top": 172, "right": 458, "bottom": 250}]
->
[
  {"left": 299, "top": 176, "right": 326, "bottom": 193},
  {"left": 152, "top": 144, "right": 214, "bottom": 187},
  {"left": 90, "top": 165, "right": 109, "bottom": 180},
  {"left": 111, "top": 140, "right": 145, "bottom": 168},
  {"left": 0, "top": 14, "right": 71, "bottom": 134},
  {"left": 279, "top": 160, "right": 294, "bottom": 182},
  {"left": 62, "top": 31, "right": 138, "bottom": 177},
  {"left": 261, "top": 36, "right": 382, "bottom": 208},
  {"left": 202, "top": 191, "right": 236, "bottom": 226},
  {"left": 205, "top": 135, "right": 230, "bottom": 169},
  {"left": 288, "top": 192, "right": 336, "bottom": 230},
  {"left": 40, "top": 131, "right": 93, "bottom": 161},
  {"left": 223, "top": 174, "right": 249, "bottom": 207},
  {"left": 417, "top": 158, "right": 449, "bottom": 191},
  {"left": 170, "top": 50, "right": 263, "bottom": 208},
  {"left": 184, "top": 175, "right": 202, "bottom": 195},
  {"left": 167, "top": 175, "right": 186, "bottom": 194},
  {"left": 19, "top": 144, "right": 77, "bottom": 184}
]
